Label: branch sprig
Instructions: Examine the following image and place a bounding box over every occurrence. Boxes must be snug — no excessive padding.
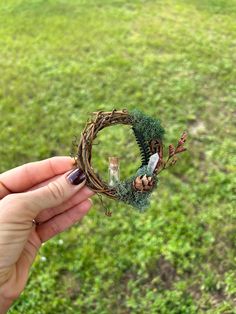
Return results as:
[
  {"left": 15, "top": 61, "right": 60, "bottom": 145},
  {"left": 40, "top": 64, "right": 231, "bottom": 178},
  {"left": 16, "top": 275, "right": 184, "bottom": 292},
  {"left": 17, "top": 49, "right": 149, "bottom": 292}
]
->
[{"left": 157, "top": 131, "right": 187, "bottom": 174}]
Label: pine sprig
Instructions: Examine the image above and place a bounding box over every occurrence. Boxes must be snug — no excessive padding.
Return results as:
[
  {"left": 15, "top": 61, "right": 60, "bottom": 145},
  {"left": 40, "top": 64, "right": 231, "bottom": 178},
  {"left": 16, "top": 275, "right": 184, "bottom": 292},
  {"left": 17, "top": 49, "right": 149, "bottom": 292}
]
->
[
  {"left": 157, "top": 131, "right": 187, "bottom": 173},
  {"left": 132, "top": 127, "right": 151, "bottom": 166}
]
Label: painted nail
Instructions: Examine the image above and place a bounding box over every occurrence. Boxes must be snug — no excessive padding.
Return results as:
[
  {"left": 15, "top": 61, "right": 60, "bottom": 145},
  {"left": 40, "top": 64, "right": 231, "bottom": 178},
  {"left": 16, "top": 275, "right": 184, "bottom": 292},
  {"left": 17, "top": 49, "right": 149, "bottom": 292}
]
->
[{"left": 67, "top": 168, "right": 86, "bottom": 185}]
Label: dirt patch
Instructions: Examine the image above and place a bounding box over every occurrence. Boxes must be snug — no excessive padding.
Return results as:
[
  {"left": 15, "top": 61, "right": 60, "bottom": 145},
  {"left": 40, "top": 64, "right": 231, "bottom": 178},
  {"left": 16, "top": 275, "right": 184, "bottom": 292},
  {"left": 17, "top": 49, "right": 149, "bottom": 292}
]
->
[
  {"left": 60, "top": 270, "right": 81, "bottom": 301},
  {"left": 188, "top": 120, "right": 206, "bottom": 137},
  {"left": 147, "top": 255, "right": 177, "bottom": 289}
]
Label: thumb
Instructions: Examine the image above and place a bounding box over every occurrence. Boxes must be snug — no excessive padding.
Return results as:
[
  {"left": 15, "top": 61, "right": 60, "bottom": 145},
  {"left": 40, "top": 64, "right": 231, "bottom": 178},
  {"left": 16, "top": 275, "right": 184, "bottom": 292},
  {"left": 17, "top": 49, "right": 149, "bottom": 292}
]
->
[
  {"left": 26, "top": 168, "right": 86, "bottom": 216},
  {"left": 1, "top": 168, "right": 86, "bottom": 222}
]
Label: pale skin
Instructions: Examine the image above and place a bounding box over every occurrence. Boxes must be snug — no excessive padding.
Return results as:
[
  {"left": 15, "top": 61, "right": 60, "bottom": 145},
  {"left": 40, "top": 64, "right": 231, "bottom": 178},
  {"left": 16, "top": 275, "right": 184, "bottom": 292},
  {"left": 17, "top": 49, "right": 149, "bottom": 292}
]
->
[{"left": 0, "top": 157, "right": 94, "bottom": 313}]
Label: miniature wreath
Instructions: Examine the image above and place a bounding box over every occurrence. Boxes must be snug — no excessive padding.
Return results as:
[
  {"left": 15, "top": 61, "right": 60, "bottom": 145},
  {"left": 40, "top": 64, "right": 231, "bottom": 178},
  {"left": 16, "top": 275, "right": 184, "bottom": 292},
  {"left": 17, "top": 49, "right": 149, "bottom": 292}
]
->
[{"left": 76, "top": 109, "right": 187, "bottom": 211}]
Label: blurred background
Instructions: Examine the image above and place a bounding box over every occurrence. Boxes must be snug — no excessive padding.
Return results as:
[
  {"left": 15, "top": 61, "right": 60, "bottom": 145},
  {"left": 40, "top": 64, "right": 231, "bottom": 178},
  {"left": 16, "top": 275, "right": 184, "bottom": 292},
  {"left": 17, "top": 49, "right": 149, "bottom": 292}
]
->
[{"left": 0, "top": 0, "right": 235, "bottom": 313}]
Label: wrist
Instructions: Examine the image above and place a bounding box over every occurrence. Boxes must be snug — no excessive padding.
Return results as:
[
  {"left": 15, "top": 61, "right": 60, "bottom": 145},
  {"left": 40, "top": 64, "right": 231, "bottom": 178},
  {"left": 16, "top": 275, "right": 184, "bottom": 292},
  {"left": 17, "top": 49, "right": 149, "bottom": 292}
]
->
[{"left": 0, "top": 294, "right": 13, "bottom": 314}]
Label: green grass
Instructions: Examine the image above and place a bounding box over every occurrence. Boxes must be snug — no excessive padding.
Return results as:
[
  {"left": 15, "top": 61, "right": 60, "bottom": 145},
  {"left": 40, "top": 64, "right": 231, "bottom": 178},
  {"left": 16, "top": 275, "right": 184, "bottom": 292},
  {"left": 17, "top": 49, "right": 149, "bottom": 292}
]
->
[{"left": 0, "top": 0, "right": 236, "bottom": 313}]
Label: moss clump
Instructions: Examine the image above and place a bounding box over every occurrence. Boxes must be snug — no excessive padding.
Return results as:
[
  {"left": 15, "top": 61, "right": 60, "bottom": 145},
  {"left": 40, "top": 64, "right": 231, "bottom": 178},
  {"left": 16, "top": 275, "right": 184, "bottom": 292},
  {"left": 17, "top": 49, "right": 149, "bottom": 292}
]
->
[
  {"left": 115, "top": 166, "right": 158, "bottom": 211},
  {"left": 114, "top": 111, "right": 163, "bottom": 210},
  {"left": 130, "top": 109, "right": 165, "bottom": 142}
]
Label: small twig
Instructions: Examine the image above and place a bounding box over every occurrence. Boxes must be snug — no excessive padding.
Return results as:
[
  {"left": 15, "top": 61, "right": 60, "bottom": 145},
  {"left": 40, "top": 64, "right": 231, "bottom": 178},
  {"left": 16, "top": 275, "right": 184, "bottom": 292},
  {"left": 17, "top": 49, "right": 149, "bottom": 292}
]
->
[
  {"left": 156, "top": 131, "right": 187, "bottom": 174},
  {"left": 97, "top": 194, "right": 112, "bottom": 217}
]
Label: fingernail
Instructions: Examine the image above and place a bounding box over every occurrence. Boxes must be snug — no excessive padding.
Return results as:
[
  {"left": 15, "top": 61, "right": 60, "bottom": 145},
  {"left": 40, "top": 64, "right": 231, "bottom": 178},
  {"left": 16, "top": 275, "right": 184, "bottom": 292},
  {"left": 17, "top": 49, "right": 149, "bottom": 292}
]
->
[{"left": 67, "top": 168, "right": 86, "bottom": 185}]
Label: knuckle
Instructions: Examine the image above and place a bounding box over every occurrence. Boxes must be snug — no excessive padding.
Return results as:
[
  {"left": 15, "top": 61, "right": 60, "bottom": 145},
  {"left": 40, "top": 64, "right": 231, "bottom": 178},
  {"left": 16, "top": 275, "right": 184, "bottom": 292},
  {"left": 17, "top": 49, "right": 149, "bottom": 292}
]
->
[
  {"left": 47, "top": 181, "right": 65, "bottom": 201},
  {"left": 50, "top": 220, "right": 62, "bottom": 235},
  {"left": 0, "top": 193, "right": 34, "bottom": 222},
  {"left": 83, "top": 199, "right": 92, "bottom": 210},
  {"left": 1, "top": 193, "right": 28, "bottom": 209},
  {"left": 2, "top": 193, "right": 17, "bottom": 205},
  {"left": 2, "top": 287, "right": 21, "bottom": 301},
  {"left": 80, "top": 199, "right": 93, "bottom": 212},
  {"left": 85, "top": 198, "right": 93, "bottom": 208}
]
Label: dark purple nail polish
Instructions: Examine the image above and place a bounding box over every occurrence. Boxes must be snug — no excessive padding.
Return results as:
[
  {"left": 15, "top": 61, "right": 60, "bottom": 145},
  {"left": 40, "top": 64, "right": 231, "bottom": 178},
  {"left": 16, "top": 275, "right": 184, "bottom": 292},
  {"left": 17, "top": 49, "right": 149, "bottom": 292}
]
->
[{"left": 67, "top": 168, "right": 86, "bottom": 185}]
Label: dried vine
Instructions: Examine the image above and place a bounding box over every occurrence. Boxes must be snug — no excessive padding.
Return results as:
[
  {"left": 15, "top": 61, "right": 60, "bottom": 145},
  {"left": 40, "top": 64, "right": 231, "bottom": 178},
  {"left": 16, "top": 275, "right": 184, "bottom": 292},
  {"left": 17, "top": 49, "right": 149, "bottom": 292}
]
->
[{"left": 77, "top": 109, "right": 132, "bottom": 198}]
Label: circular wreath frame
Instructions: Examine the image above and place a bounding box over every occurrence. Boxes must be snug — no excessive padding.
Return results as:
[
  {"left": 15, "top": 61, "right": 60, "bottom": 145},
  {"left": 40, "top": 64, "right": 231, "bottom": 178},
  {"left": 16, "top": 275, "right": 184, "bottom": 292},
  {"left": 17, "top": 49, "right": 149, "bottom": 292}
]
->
[
  {"left": 77, "top": 109, "right": 133, "bottom": 199},
  {"left": 76, "top": 109, "right": 187, "bottom": 210}
]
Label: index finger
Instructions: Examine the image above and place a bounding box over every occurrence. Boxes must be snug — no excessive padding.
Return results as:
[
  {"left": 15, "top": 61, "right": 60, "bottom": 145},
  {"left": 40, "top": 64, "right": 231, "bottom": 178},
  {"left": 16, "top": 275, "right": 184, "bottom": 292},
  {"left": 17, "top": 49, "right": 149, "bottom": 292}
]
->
[{"left": 0, "top": 156, "right": 75, "bottom": 198}]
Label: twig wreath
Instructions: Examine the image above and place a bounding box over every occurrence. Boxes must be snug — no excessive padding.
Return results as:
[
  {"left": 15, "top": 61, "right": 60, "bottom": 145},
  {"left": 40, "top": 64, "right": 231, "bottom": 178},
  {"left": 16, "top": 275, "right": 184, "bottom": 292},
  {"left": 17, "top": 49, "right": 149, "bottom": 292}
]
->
[{"left": 76, "top": 109, "right": 187, "bottom": 211}]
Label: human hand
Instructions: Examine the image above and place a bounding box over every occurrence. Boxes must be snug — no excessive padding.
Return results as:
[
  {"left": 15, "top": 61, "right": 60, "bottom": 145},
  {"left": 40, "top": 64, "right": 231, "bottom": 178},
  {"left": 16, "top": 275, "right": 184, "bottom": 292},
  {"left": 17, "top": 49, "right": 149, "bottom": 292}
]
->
[{"left": 0, "top": 157, "right": 94, "bottom": 313}]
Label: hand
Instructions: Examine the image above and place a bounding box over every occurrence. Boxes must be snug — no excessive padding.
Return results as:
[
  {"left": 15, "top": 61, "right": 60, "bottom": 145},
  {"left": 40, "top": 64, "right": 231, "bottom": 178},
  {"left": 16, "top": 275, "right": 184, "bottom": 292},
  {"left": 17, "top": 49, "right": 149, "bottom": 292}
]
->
[{"left": 0, "top": 157, "right": 94, "bottom": 313}]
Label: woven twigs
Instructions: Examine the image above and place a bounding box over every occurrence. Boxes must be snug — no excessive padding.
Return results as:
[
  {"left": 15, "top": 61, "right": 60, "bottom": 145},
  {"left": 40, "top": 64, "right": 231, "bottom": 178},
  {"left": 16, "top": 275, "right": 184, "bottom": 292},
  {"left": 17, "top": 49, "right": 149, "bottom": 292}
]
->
[{"left": 77, "top": 109, "right": 132, "bottom": 198}]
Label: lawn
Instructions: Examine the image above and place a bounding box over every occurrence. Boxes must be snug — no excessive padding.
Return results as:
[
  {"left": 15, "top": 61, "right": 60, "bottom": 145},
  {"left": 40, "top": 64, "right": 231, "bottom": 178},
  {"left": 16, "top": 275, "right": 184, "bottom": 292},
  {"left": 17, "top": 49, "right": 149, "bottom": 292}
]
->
[{"left": 0, "top": 0, "right": 236, "bottom": 313}]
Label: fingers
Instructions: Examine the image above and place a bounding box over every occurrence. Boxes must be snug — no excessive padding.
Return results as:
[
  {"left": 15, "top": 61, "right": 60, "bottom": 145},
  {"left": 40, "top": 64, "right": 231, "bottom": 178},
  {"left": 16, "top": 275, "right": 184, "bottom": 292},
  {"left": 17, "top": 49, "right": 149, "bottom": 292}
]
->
[
  {"left": 28, "top": 174, "right": 62, "bottom": 191},
  {"left": 37, "top": 199, "right": 92, "bottom": 242},
  {"left": 25, "top": 168, "right": 86, "bottom": 216},
  {"left": 36, "top": 186, "right": 94, "bottom": 223},
  {"left": 0, "top": 156, "right": 74, "bottom": 199},
  {"left": 0, "top": 168, "right": 86, "bottom": 222}
]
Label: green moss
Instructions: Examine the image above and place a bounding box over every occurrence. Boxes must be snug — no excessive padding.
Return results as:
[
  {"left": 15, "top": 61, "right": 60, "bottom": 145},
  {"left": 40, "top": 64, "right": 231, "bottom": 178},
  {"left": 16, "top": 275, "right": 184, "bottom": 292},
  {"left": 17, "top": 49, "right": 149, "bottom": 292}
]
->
[
  {"left": 130, "top": 109, "right": 165, "bottom": 143},
  {"left": 113, "top": 110, "right": 164, "bottom": 210},
  {"left": 115, "top": 165, "right": 157, "bottom": 211}
]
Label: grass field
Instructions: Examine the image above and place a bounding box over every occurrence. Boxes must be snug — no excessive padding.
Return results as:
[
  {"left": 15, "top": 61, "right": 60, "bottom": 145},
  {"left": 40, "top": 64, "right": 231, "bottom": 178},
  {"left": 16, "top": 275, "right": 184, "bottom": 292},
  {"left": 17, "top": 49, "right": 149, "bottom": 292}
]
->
[{"left": 0, "top": 0, "right": 236, "bottom": 313}]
